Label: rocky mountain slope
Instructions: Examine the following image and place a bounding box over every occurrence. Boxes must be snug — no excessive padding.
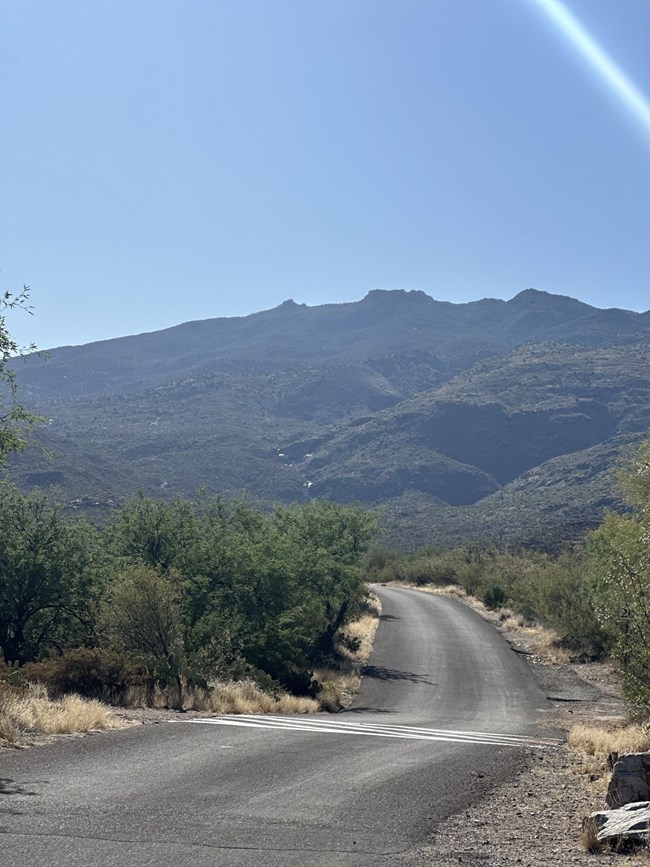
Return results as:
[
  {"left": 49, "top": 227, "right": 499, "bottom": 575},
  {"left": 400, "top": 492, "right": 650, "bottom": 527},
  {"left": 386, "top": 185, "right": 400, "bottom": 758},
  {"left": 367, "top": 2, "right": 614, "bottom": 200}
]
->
[{"left": 7, "top": 289, "right": 650, "bottom": 547}]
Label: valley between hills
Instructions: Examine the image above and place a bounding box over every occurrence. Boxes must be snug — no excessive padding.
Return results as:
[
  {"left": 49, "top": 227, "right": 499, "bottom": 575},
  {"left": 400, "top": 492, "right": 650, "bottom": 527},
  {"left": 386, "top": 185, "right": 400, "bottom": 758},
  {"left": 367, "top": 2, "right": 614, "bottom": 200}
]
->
[{"left": 7, "top": 288, "right": 650, "bottom": 548}]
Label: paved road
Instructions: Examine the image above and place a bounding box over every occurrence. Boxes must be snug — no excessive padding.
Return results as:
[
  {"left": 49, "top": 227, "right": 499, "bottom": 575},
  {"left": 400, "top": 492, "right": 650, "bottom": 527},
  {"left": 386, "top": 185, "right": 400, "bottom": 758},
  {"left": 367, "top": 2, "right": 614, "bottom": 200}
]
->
[{"left": 0, "top": 586, "right": 554, "bottom": 866}]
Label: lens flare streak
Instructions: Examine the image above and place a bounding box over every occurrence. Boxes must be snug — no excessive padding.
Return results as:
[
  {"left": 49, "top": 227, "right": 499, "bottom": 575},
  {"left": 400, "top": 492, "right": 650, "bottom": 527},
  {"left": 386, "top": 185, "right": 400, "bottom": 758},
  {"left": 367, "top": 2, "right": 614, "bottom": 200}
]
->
[{"left": 531, "top": 0, "right": 650, "bottom": 140}]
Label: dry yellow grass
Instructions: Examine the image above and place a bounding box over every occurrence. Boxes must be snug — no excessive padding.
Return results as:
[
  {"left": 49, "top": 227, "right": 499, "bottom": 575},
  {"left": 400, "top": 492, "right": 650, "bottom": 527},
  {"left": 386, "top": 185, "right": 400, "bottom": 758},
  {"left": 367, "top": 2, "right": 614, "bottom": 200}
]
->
[
  {"left": 581, "top": 817, "right": 604, "bottom": 853},
  {"left": 1, "top": 684, "right": 123, "bottom": 742},
  {"left": 123, "top": 679, "right": 319, "bottom": 714},
  {"left": 183, "top": 680, "right": 319, "bottom": 714},
  {"left": 339, "top": 613, "right": 380, "bottom": 663},
  {"left": 567, "top": 721, "right": 650, "bottom": 804},
  {"left": 568, "top": 722, "right": 650, "bottom": 760}
]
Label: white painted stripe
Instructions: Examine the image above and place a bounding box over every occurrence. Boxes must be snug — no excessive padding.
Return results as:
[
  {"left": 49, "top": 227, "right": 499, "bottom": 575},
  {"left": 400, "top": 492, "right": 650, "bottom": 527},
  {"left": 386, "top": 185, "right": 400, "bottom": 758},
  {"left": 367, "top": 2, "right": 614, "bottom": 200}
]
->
[
  {"left": 232, "top": 714, "right": 560, "bottom": 745},
  {"left": 188, "top": 716, "right": 560, "bottom": 749}
]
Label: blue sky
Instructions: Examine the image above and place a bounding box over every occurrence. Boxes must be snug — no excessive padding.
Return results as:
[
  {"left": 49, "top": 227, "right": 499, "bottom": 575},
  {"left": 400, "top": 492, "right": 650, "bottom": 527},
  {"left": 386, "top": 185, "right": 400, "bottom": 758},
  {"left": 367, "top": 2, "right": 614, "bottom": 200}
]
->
[{"left": 2, "top": 0, "right": 649, "bottom": 350}]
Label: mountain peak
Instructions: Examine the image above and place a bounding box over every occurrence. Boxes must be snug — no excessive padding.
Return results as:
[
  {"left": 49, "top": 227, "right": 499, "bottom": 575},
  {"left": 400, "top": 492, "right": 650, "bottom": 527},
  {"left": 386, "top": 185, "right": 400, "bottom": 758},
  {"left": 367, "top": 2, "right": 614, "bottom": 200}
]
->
[
  {"left": 363, "top": 289, "right": 432, "bottom": 304},
  {"left": 509, "top": 288, "right": 592, "bottom": 310}
]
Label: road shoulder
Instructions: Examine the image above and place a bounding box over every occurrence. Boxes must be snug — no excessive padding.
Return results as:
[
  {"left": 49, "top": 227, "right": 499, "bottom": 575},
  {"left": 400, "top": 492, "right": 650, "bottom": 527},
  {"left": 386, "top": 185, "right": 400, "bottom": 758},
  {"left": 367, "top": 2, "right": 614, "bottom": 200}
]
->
[{"left": 394, "top": 585, "right": 630, "bottom": 866}]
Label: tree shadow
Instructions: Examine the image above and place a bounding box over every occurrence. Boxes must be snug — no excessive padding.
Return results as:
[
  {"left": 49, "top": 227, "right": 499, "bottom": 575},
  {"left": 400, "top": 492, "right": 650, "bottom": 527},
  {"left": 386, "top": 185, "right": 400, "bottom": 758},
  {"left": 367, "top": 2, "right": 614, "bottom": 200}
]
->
[
  {"left": 361, "top": 665, "right": 435, "bottom": 685},
  {"left": 343, "top": 706, "right": 398, "bottom": 715},
  {"left": 0, "top": 778, "right": 40, "bottom": 826},
  {"left": 0, "top": 778, "right": 39, "bottom": 797}
]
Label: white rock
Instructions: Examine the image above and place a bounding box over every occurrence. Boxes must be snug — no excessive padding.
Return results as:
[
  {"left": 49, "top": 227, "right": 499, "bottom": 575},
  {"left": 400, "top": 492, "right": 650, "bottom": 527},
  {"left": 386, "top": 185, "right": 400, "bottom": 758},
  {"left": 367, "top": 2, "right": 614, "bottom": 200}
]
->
[{"left": 586, "top": 801, "right": 650, "bottom": 841}]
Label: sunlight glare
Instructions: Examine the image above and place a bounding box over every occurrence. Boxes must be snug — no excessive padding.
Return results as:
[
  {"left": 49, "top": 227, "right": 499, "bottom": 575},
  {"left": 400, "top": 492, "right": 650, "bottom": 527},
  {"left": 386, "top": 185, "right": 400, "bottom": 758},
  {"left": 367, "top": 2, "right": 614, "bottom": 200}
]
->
[{"left": 531, "top": 0, "right": 650, "bottom": 141}]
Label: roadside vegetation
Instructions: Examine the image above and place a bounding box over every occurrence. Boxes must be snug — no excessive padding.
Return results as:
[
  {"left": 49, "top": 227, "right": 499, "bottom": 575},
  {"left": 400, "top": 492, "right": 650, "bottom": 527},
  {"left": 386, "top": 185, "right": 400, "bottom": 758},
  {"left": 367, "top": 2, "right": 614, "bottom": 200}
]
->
[{"left": 0, "top": 484, "right": 377, "bottom": 733}]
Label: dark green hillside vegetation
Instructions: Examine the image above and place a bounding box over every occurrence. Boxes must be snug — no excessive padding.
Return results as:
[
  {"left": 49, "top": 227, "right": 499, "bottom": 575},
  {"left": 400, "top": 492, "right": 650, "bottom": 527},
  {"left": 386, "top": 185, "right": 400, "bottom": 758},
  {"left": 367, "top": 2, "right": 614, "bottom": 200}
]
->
[
  {"left": 0, "top": 484, "right": 375, "bottom": 702},
  {"left": 378, "top": 434, "right": 641, "bottom": 550},
  {"left": 8, "top": 289, "right": 650, "bottom": 546}
]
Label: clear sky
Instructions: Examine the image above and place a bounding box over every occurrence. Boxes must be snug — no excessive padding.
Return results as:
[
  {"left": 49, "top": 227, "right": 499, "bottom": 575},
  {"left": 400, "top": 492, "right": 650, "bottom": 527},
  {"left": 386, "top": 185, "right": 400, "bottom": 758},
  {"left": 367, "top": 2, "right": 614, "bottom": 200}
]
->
[{"left": 2, "top": 0, "right": 649, "bottom": 350}]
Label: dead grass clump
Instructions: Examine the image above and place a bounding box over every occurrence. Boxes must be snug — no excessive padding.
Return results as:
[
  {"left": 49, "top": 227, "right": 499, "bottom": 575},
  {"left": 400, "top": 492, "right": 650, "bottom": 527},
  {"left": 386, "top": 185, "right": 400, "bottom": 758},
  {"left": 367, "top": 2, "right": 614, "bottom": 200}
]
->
[
  {"left": 581, "top": 817, "right": 604, "bottom": 853},
  {"left": 529, "top": 627, "right": 574, "bottom": 664},
  {"left": 0, "top": 705, "right": 20, "bottom": 743},
  {"left": 339, "top": 614, "right": 379, "bottom": 664},
  {"left": 497, "top": 609, "right": 529, "bottom": 630},
  {"left": 568, "top": 722, "right": 650, "bottom": 760},
  {"left": 1, "top": 685, "right": 123, "bottom": 740},
  {"left": 181, "top": 680, "right": 319, "bottom": 715}
]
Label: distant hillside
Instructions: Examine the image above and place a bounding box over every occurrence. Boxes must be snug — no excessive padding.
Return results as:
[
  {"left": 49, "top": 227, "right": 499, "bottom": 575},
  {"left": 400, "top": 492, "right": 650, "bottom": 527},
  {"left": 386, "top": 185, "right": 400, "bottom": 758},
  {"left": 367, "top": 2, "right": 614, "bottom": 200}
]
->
[{"left": 7, "top": 289, "right": 650, "bottom": 547}]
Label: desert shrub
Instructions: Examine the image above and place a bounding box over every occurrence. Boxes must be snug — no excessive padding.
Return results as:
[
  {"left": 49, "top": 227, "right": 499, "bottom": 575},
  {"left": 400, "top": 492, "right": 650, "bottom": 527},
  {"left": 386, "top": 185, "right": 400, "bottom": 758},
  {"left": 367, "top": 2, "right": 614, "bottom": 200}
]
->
[
  {"left": 482, "top": 584, "right": 508, "bottom": 610},
  {"left": 532, "top": 555, "right": 611, "bottom": 658},
  {"left": 364, "top": 547, "right": 403, "bottom": 574},
  {"left": 22, "top": 648, "right": 147, "bottom": 704}
]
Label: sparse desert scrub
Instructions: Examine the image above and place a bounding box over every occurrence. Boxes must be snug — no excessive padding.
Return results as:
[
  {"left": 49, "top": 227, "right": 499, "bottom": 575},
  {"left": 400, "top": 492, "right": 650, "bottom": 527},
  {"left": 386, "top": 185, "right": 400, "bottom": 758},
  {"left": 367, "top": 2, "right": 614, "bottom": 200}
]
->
[
  {"left": 568, "top": 722, "right": 650, "bottom": 762},
  {"left": 0, "top": 682, "right": 123, "bottom": 743}
]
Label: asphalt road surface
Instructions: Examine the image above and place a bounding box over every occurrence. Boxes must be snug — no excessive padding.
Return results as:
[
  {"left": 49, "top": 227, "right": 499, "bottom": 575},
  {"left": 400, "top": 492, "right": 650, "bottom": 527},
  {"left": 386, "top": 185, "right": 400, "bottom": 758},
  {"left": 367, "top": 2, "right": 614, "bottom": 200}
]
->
[{"left": 1, "top": 586, "right": 556, "bottom": 866}]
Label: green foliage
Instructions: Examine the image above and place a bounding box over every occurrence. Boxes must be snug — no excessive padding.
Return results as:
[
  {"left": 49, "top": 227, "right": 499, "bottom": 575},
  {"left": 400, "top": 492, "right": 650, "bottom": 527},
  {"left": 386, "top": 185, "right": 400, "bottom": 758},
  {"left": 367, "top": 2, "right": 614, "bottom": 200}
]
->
[
  {"left": 482, "top": 584, "right": 507, "bottom": 610},
  {"left": 588, "top": 443, "right": 650, "bottom": 710},
  {"left": 103, "top": 492, "right": 376, "bottom": 693},
  {"left": 99, "top": 563, "right": 185, "bottom": 693},
  {"left": 0, "top": 480, "right": 366, "bottom": 698},
  {"left": 0, "top": 287, "right": 42, "bottom": 464},
  {"left": 529, "top": 551, "right": 610, "bottom": 656},
  {"left": 0, "top": 482, "right": 103, "bottom": 664}
]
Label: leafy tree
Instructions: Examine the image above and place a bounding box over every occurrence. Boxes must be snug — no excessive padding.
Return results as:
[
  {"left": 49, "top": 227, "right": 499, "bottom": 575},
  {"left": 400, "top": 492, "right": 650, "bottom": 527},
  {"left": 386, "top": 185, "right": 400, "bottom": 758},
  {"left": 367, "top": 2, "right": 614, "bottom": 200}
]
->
[
  {"left": 0, "top": 286, "right": 42, "bottom": 463},
  {"left": 529, "top": 549, "right": 610, "bottom": 657},
  {"left": 104, "top": 492, "right": 376, "bottom": 693},
  {"left": 107, "top": 491, "right": 199, "bottom": 572},
  {"left": 272, "top": 500, "right": 376, "bottom": 659},
  {"left": 589, "top": 439, "right": 650, "bottom": 708},
  {"left": 0, "top": 483, "right": 102, "bottom": 664},
  {"left": 99, "top": 563, "right": 185, "bottom": 699}
]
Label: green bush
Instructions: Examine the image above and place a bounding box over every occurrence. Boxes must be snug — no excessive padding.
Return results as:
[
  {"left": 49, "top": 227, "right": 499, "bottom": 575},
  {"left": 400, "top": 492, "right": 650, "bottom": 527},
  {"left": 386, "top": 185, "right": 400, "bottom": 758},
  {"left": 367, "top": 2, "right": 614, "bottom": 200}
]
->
[{"left": 483, "top": 584, "right": 508, "bottom": 610}]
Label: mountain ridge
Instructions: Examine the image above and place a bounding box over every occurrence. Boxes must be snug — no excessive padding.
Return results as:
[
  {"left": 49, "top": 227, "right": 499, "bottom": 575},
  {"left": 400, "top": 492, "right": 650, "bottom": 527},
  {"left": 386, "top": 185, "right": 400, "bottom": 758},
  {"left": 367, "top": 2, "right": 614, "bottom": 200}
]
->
[{"left": 7, "top": 288, "right": 650, "bottom": 548}]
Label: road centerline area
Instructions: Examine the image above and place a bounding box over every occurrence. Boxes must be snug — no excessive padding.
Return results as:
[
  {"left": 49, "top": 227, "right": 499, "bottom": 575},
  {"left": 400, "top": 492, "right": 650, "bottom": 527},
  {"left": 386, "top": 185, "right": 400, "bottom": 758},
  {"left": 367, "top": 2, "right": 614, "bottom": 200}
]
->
[{"left": 189, "top": 714, "right": 560, "bottom": 748}]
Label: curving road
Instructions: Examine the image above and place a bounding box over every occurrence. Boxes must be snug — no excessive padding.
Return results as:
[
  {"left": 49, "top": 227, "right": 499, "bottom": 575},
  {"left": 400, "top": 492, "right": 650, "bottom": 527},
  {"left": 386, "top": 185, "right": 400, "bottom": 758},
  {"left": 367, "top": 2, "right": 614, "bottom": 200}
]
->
[{"left": 0, "top": 586, "right": 554, "bottom": 866}]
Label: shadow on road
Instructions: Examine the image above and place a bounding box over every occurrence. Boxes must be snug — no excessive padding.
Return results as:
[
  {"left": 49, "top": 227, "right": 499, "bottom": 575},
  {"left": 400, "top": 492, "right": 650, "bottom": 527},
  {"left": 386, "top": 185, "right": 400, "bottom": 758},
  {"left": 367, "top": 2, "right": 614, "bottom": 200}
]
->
[
  {"left": 0, "top": 778, "right": 41, "bottom": 828},
  {"left": 0, "top": 778, "right": 39, "bottom": 797},
  {"left": 362, "top": 665, "right": 435, "bottom": 685},
  {"left": 343, "top": 706, "right": 398, "bottom": 715}
]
